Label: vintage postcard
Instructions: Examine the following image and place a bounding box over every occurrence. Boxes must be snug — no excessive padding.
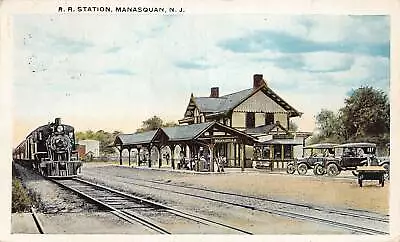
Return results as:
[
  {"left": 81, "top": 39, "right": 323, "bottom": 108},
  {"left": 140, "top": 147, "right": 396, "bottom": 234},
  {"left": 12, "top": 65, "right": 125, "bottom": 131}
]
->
[{"left": 0, "top": 0, "right": 399, "bottom": 241}]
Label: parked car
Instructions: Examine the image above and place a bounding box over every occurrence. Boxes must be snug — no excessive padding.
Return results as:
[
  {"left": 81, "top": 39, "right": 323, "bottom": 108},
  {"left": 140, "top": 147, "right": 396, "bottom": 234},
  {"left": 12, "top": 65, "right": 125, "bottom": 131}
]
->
[
  {"left": 314, "top": 143, "right": 378, "bottom": 177},
  {"left": 286, "top": 143, "right": 338, "bottom": 175},
  {"left": 376, "top": 143, "right": 390, "bottom": 180}
]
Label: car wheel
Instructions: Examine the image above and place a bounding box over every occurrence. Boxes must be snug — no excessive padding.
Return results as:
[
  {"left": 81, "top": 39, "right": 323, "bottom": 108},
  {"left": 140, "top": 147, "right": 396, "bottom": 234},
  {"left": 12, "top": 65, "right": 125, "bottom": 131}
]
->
[
  {"left": 287, "top": 164, "right": 296, "bottom": 174},
  {"left": 326, "top": 163, "right": 340, "bottom": 176},
  {"left": 297, "top": 163, "right": 308, "bottom": 175},
  {"left": 382, "top": 163, "right": 390, "bottom": 180},
  {"left": 313, "top": 164, "right": 325, "bottom": 176}
]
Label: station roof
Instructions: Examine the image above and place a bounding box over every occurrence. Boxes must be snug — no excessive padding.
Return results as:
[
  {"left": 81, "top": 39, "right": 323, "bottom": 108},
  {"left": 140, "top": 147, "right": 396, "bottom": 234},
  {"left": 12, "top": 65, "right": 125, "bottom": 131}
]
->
[
  {"left": 182, "top": 83, "right": 302, "bottom": 122},
  {"left": 246, "top": 123, "right": 288, "bottom": 134},
  {"left": 114, "top": 121, "right": 256, "bottom": 149},
  {"left": 258, "top": 139, "right": 303, "bottom": 145},
  {"left": 194, "top": 89, "right": 253, "bottom": 113},
  {"left": 303, "top": 143, "right": 338, "bottom": 149},
  {"left": 162, "top": 122, "right": 214, "bottom": 142},
  {"left": 115, "top": 129, "right": 168, "bottom": 146}
]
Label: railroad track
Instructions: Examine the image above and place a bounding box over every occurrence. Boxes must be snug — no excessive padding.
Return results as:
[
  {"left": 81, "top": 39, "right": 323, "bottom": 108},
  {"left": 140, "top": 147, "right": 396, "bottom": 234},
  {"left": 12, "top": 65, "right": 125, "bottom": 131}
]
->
[
  {"left": 128, "top": 176, "right": 389, "bottom": 222},
  {"left": 50, "top": 178, "right": 252, "bottom": 234},
  {"left": 31, "top": 207, "right": 44, "bottom": 234},
  {"left": 83, "top": 170, "right": 389, "bottom": 235}
]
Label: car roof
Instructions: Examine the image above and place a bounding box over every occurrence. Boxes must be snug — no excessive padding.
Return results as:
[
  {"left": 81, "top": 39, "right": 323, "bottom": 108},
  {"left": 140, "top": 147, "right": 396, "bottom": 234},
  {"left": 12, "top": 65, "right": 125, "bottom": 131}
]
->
[
  {"left": 303, "top": 143, "right": 338, "bottom": 149},
  {"left": 334, "top": 142, "right": 376, "bottom": 148}
]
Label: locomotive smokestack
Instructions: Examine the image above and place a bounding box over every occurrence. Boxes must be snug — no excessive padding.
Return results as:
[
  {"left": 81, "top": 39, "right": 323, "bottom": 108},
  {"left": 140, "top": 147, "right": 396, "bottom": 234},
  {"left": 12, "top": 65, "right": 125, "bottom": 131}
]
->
[{"left": 55, "top": 118, "right": 61, "bottom": 125}]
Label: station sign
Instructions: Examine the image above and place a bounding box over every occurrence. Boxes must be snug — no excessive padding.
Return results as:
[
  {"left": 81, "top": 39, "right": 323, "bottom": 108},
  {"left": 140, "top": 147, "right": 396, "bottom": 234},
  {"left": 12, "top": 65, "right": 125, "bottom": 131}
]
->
[{"left": 215, "top": 138, "right": 237, "bottom": 143}]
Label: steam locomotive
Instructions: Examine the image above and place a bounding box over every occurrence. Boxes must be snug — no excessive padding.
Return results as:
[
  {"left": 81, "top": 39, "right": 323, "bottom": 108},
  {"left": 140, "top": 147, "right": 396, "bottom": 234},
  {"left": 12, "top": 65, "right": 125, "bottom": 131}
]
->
[{"left": 13, "top": 118, "right": 82, "bottom": 178}]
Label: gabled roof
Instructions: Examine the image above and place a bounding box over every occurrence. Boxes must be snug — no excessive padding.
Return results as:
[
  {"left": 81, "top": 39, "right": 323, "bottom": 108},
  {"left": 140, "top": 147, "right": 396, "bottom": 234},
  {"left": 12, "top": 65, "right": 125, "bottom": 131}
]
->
[
  {"left": 193, "top": 97, "right": 227, "bottom": 113},
  {"left": 184, "top": 84, "right": 301, "bottom": 119},
  {"left": 260, "top": 139, "right": 303, "bottom": 145},
  {"left": 245, "top": 122, "right": 288, "bottom": 135},
  {"left": 303, "top": 143, "right": 338, "bottom": 149},
  {"left": 162, "top": 122, "right": 214, "bottom": 141},
  {"left": 192, "top": 89, "right": 253, "bottom": 114},
  {"left": 114, "top": 121, "right": 256, "bottom": 148},
  {"left": 115, "top": 129, "right": 165, "bottom": 146}
]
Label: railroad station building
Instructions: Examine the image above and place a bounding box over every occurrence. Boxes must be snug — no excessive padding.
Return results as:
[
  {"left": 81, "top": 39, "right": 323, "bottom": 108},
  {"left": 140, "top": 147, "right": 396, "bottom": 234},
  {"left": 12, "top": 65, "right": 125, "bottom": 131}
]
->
[
  {"left": 114, "top": 74, "right": 311, "bottom": 171},
  {"left": 178, "top": 74, "right": 311, "bottom": 169}
]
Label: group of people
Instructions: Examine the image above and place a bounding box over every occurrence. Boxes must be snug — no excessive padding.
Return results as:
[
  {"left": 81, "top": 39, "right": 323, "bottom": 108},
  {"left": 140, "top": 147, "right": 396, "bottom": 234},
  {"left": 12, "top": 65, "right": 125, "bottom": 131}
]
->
[{"left": 169, "top": 151, "right": 226, "bottom": 172}]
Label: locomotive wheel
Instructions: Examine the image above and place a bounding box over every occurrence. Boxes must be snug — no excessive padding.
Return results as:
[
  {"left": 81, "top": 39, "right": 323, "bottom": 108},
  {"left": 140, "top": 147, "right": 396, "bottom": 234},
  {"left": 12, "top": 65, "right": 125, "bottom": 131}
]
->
[
  {"left": 287, "top": 164, "right": 296, "bottom": 174},
  {"left": 297, "top": 163, "right": 308, "bottom": 175},
  {"left": 326, "top": 163, "right": 340, "bottom": 176},
  {"left": 313, "top": 164, "right": 325, "bottom": 176}
]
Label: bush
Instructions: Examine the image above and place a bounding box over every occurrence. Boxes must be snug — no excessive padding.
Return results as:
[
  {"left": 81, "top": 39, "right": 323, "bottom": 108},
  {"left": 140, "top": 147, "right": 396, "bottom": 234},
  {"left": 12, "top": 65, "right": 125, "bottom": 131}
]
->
[{"left": 12, "top": 178, "right": 32, "bottom": 213}]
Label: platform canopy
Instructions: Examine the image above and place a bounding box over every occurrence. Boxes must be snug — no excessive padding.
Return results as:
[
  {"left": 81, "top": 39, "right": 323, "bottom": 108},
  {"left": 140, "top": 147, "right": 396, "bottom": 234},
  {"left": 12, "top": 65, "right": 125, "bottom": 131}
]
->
[
  {"left": 114, "top": 121, "right": 256, "bottom": 151},
  {"left": 257, "top": 139, "right": 303, "bottom": 145},
  {"left": 114, "top": 128, "right": 169, "bottom": 150},
  {"left": 303, "top": 143, "right": 339, "bottom": 149}
]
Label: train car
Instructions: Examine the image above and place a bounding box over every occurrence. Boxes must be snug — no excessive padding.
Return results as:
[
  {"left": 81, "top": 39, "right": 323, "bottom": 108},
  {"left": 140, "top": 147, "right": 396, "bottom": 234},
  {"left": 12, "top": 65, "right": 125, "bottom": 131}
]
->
[{"left": 13, "top": 118, "right": 82, "bottom": 178}]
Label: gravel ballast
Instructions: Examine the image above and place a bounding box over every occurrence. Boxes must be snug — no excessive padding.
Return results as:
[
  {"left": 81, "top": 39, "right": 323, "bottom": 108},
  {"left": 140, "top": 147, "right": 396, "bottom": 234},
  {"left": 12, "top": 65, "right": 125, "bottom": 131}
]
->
[
  {"left": 11, "top": 162, "right": 389, "bottom": 234},
  {"left": 79, "top": 162, "right": 389, "bottom": 234}
]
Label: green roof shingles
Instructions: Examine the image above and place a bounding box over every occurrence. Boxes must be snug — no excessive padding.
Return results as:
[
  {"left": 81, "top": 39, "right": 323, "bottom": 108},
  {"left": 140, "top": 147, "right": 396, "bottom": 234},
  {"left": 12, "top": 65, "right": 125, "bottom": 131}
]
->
[
  {"left": 162, "top": 122, "right": 214, "bottom": 141},
  {"left": 115, "top": 122, "right": 214, "bottom": 146},
  {"left": 116, "top": 130, "right": 158, "bottom": 145},
  {"left": 193, "top": 89, "right": 253, "bottom": 113}
]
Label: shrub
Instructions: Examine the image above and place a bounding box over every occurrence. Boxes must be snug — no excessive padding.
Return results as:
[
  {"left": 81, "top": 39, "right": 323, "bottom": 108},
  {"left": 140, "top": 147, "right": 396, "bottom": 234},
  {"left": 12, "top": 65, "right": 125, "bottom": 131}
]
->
[{"left": 12, "top": 178, "right": 32, "bottom": 213}]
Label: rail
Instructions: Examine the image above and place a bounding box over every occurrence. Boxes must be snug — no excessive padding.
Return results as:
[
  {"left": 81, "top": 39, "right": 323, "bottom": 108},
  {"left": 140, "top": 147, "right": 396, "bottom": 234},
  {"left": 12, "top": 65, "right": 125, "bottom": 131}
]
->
[
  {"left": 50, "top": 178, "right": 253, "bottom": 234},
  {"left": 83, "top": 170, "right": 389, "bottom": 235},
  {"left": 31, "top": 207, "right": 44, "bottom": 234}
]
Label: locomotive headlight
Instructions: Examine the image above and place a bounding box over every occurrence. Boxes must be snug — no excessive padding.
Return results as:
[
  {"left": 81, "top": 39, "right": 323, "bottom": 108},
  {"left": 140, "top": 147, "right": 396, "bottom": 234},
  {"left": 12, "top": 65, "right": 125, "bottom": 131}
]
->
[{"left": 57, "top": 125, "right": 64, "bottom": 132}]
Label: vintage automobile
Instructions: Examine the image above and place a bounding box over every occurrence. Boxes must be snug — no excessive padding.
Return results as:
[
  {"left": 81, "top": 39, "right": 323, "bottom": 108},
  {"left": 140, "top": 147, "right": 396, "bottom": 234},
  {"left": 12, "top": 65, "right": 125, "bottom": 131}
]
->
[
  {"left": 376, "top": 143, "right": 390, "bottom": 180},
  {"left": 286, "top": 143, "right": 337, "bottom": 175},
  {"left": 313, "top": 142, "right": 379, "bottom": 177}
]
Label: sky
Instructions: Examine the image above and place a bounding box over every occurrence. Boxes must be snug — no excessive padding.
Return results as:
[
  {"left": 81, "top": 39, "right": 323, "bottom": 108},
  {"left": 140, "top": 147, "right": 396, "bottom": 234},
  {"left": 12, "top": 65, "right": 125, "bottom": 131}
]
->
[{"left": 12, "top": 14, "right": 390, "bottom": 146}]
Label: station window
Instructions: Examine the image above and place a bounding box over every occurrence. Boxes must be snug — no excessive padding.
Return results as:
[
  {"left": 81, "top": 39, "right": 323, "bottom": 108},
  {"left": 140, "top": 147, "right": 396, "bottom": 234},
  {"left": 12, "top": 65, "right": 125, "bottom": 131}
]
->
[
  {"left": 284, "top": 145, "right": 293, "bottom": 159},
  {"left": 246, "top": 112, "right": 255, "bottom": 128},
  {"left": 262, "top": 147, "right": 270, "bottom": 159},
  {"left": 274, "top": 145, "right": 281, "bottom": 159},
  {"left": 265, "top": 113, "right": 274, "bottom": 125}
]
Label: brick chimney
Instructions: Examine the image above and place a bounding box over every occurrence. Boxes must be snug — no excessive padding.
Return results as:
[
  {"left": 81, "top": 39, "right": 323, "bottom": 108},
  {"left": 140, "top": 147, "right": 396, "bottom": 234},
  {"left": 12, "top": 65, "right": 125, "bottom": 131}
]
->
[
  {"left": 210, "top": 87, "right": 219, "bottom": 98},
  {"left": 253, "top": 74, "right": 266, "bottom": 89}
]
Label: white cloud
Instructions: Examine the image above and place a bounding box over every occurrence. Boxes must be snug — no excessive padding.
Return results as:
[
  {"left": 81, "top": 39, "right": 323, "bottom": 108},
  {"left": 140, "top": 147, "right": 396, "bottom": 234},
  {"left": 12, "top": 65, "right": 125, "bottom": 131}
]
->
[{"left": 12, "top": 14, "right": 389, "bottom": 144}]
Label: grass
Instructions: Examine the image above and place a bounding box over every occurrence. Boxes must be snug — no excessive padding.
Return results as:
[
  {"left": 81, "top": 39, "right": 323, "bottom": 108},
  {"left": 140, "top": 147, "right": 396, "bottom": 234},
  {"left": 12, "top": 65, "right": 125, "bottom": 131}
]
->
[{"left": 12, "top": 178, "right": 32, "bottom": 213}]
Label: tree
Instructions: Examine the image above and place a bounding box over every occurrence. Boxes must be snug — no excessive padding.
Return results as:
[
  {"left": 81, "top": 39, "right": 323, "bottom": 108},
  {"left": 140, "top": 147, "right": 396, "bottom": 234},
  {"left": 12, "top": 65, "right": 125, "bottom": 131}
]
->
[
  {"left": 309, "top": 86, "right": 389, "bottom": 151},
  {"left": 315, "top": 109, "right": 341, "bottom": 138},
  {"left": 340, "top": 86, "right": 389, "bottom": 138},
  {"left": 310, "top": 109, "right": 344, "bottom": 144},
  {"left": 136, "top": 116, "right": 178, "bottom": 133}
]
